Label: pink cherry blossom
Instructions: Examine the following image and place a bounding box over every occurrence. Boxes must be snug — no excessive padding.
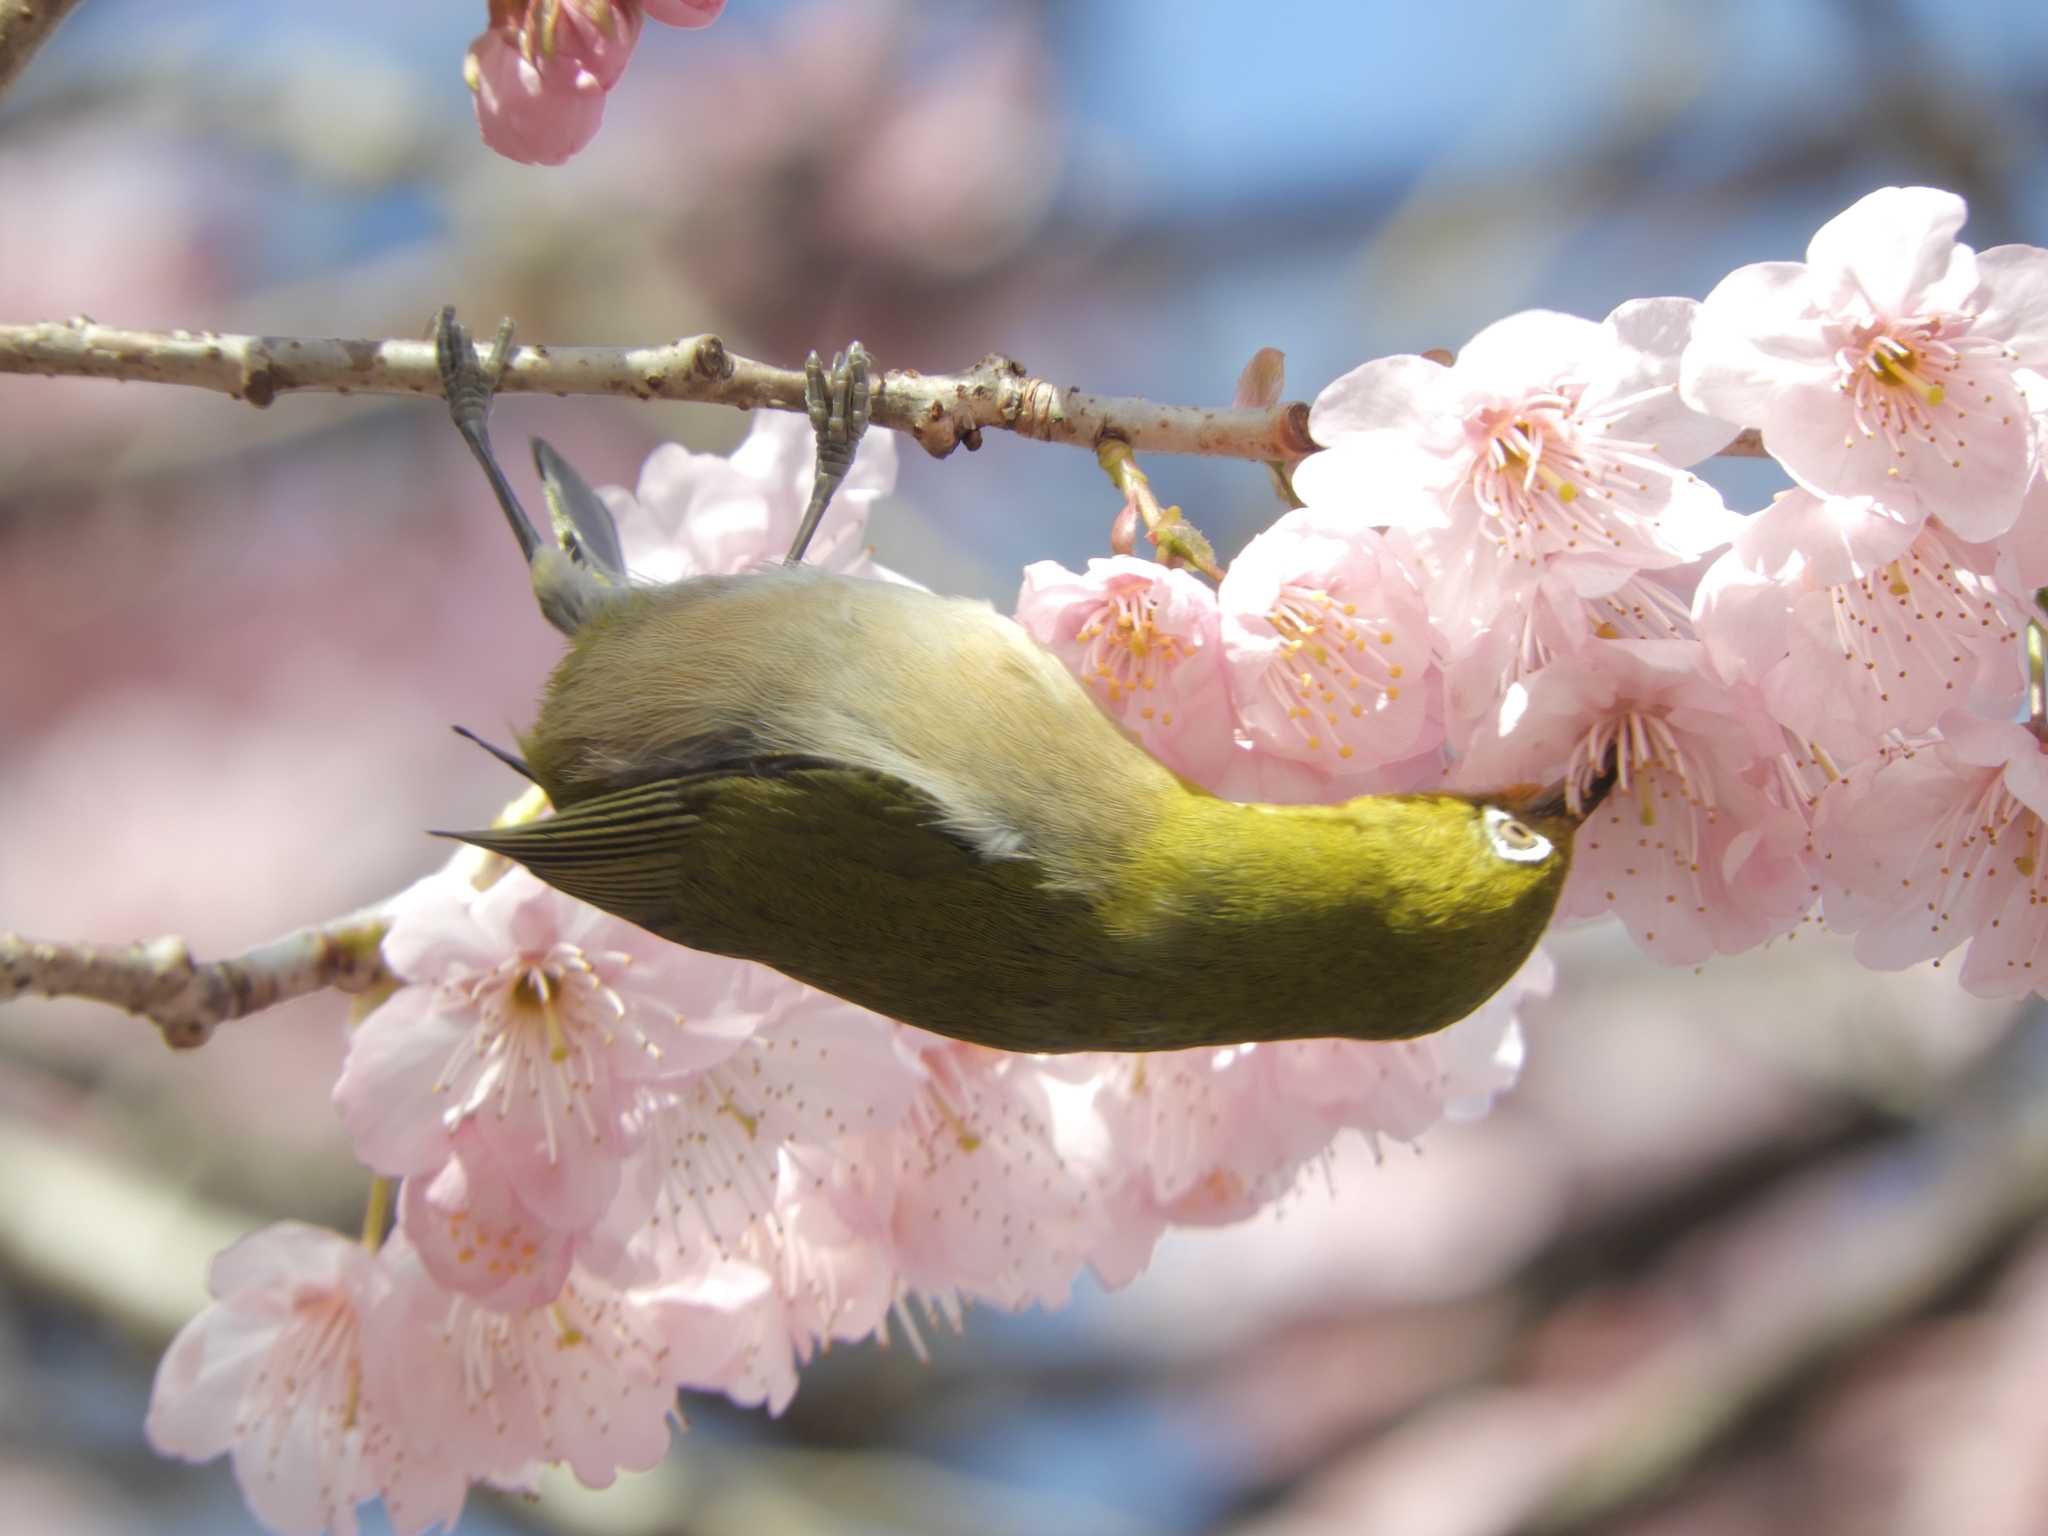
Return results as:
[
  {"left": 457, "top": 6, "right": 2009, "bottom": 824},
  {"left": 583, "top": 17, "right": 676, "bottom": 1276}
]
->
[
  {"left": 829, "top": 1035, "right": 1117, "bottom": 1311},
  {"left": 1999, "top": 465, "right": 2048, "bottom": 597},
  {"left": 1457, "top": 640, "right": 1815, "bottom": 962},
  {"left": 643, "top": 0, "right": 727, "bottom": 26},
  {"left": 1083, "top": 1044, "right": 1347, "bottom": 1265},
  {"left": 652, "top": 1163, "right": 899, "bottom": 1414},
  {"left": 1990, "top": 370, "right": 2048, "bottom": 593},
  {"left": 335, "top": 868, "right": 762, "bottom": 1238},
  {"left": 1814, "top": 713, "right": 2048, "bottom": 995},
  {"left": 1195, "top": 740, "right": 1433, "bottom": 806},
  {"left": 1083, "top": 945, "right": 1541, "bottom": 1265},
  {"left": 464, "top": 2, "right": 728, "bottom": 164},
  {"left": 1682, "top": 187, "right": 2048, "bottom": 536},
  {"left": 608, "top": 977, "right": 922, "bottom": 1259},
  {"left": 1218, "top": 511, "right": 1442, "bottom": 784},
  {"left": 1694, "top": 490, "right": 2023, "bottom": 761},
  {"left": 1442, "top": 563, "right": 1700, "bottom": 756},
  {"left": 1015, "top": 555, "right": 1237, "bottom": 788},
  {"left": 368, "top": 1235, "right": 693, "bottom": 1497},
  {"left": 603, "top": 409, "right": 897, "bottom": 582},
  {"left": 532, "top": 0, "right": 645, "bottom": 90},
  {"left": 465, "top": 3, "right": 644, "bottom": 167},
  {"left": 147, "top": 1224, "right": 401, "bottom": 1536},
  {"left": 397, "top": 1149, "right": 580, "bottom": 1311},
  {"left": 465, "top": 29, "right": 602, "bottom": 167},
  {"left": 1293, "top": 300, "right": 1738, "bottom": 648}
]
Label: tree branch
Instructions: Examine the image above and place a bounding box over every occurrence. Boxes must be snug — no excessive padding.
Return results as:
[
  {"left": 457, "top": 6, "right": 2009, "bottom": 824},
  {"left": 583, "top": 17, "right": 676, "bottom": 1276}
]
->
[
  {"left": 0, "top": 315, "right": 1321, "bottom": 463},
  {"left": 0, "top": 0, "right": 82, "bottom": 98},
  {"left": 0, "top": 907, "right": 393, "bottom": 1049},
  {"left": 1, "top": 316, "right": 1771, "bottom": 464}
]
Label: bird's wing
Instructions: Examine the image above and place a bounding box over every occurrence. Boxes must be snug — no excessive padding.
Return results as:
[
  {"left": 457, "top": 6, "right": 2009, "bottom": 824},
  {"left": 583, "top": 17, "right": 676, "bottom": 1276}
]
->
[
  {"left": 436, "top": 756, "right": 996, "bottom": 938},
  {"left": 441, "top": 774, "right": 707, "bottom": 930}
]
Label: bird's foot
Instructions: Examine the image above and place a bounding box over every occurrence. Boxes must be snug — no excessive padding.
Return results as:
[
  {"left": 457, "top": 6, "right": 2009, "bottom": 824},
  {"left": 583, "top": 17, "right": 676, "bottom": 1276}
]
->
[
  {"left": 785, "top": 341, "right": 873, "bottom": 565},
  {"left": 436, "top": 306, "right": 544, "bottom": 567},
  {"left": 435, "top": 307, "right": 516, "bottom": 443}
]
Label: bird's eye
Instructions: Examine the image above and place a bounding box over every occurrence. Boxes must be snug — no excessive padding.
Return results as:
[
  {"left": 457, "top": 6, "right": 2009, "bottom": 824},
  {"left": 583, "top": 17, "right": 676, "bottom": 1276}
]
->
[{"left": 1483, "top": 806, "right": 1553, "bottom": 864}]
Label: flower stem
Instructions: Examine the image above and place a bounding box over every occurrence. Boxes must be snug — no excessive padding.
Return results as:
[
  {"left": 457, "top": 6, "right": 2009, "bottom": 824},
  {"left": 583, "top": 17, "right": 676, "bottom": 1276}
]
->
[
  {"left": 1094, "top": 439, "right": 1224, "bottom": 581},
  {"left": 360, "top": 1176, "right": 393, "bottom": 1252}
]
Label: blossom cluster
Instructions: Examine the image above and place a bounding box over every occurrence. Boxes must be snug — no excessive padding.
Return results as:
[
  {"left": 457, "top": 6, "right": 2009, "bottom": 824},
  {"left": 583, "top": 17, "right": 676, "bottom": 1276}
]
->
[
  {"left": 1027, "top": 188, "right": 2048, "bottom": 973},
  {"left": 465, "top": 0, "right": 727, "bottom": 165},
  {"left": 148, "top": 186, "right": 2048, "bottom": 1533},
  {"left": 148, "top": 409, "right": 1535, "bottom": 1534}
]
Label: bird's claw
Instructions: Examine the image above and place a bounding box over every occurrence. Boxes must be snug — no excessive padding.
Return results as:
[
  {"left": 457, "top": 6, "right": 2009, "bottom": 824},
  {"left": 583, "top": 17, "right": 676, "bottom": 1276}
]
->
[
  {"left": 436, "top": 307, "right": 516, "bottom": 441},
  {"left": 436, "top": 306, "right": 546, "bottom": 570},
  {"left": 787, "top": 342, "right": 873, "bottom": 565},
  {"left": 806, "top": 342, "right": 872, "bottom": 469}
]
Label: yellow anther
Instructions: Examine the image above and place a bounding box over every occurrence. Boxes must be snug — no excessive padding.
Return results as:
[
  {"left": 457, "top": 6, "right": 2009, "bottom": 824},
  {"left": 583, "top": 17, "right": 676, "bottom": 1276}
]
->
[{"left": 1870, "top": 342, "right": 1946, "bottom": 407}]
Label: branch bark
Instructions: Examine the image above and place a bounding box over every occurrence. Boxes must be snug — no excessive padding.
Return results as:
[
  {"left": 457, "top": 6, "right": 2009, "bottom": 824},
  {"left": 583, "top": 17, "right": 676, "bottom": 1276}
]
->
[
  {"left": 0, "top": 0, "right": 82, "bottom": 98},
  {"left": 0, "top": 907, "right": 393, "bottom": 1049},
  {"left": 0, "top": 316, "right": 1774, "bottom": 464},
  {"left": 0, "top": 316, "right": 1323, "bottom": 463}
]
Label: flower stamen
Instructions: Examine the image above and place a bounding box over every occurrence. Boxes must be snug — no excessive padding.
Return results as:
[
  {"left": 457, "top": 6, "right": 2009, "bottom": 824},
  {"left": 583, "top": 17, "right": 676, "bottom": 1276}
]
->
[
  {"left": 1868, "top": 335, "right": 1947, "bottom": 407},
  {"left": 1074, "top": 587, "right": 1194, "bottom": 705}
]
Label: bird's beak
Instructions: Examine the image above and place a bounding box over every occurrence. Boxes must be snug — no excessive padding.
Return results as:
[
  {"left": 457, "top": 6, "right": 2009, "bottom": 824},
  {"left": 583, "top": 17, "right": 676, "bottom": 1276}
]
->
[
  {"left": 1517, "top": 779, "right": 1574, "bottom": 822},
  {"left": 1518, "top": 751, "right": 1620, "bottom": 823}
]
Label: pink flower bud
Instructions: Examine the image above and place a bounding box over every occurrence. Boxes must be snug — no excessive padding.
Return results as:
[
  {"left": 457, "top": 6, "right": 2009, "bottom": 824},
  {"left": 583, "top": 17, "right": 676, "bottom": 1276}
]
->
[
  {"left": 464, "top": 2, "right": 644, "bottom": 165},
  {"left": 465, "top": 23, "right": 608, "bottom": 166},
  {"left": 644, "top": 0, "right": 727, "bottom": 25}
]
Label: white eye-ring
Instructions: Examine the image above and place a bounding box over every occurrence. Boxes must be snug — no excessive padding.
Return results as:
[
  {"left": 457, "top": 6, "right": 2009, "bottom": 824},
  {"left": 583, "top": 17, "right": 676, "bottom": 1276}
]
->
[{"left": 1483, "top": 805, "right": 1553, "bottom": 864}]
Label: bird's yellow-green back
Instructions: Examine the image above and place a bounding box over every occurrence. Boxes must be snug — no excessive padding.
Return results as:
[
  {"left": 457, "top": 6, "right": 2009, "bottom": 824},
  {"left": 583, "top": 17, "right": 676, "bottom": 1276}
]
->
[{"left": 522, "top": 565, "right": 1185, "bottom": 891}]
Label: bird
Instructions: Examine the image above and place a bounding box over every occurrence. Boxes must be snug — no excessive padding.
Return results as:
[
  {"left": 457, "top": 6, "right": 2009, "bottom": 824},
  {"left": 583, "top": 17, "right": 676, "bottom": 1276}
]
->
[{"left": 431, "top": 309, "right": 1612, "bottom": 1054}]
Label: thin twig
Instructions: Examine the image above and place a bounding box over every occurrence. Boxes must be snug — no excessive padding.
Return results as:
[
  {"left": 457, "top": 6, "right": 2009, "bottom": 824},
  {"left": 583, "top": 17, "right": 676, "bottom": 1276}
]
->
[
  {"left": 0, "top": 316, "right": 1320, "bottom": 463},
  {"left": 1096, "top": 438, "right": 1224, "bottom": 578},
  {"left": 0, "top": 906, "right": 392, "bottom": 1049},
  {"left": 0, "top": 0, "right": 83, "bottom": 98}
]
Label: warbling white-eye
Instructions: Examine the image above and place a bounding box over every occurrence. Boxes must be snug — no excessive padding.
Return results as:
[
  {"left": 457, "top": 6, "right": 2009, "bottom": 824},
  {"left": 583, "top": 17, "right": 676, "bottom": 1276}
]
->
[{"left": 433, "top": 311, "right": 1614, "bottom": 1054}]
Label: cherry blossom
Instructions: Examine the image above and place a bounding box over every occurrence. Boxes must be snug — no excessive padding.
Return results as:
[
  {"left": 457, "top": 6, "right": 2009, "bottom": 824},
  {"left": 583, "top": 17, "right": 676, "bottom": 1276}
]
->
[
  {"left": 463, "top": 2, "right": 731, "bottom": 164},
  {"left": 465, "top": 3, "right": 644, "bottom": 166},
  {"left": 1693, "top": 489, "right": 2023, "bottom": 761},
  {"left": 643, "top": 0, "right": 727, "bottom": 25},
  {"left": 606, "top": 976, "right": 922, "bottom": 1259},
  {"left": 1990, "top": 369, "right": 2048, "bottom": 593},
  {"left": 335, "top": 868, "right": 763, "bottom": 1241},
  {"left": 651, "top": 1161, "right": 899, "bottom": 1414},
  {"left": 397, "top": 1149, "right": 583, "bottom": 1311},
  {"left": 1084, "top": 946, "right": 1542, "bottom": 1269},
  {"left": 1458, "top": 639, "right": 1815, "bottom": 962},
  {"left": 603, "top": 408, "right": 898, "bottom": 582},
  {"left": 829, "top": 1036, "right": 1118, "bottom": 1311},
  {"left": 1218, "top": 511, "right": 1443, "bottom": 785},
  {"left": 1441, "top": 562, "right": 1702, "bottom": 756},
  {"left": 1682, "top": 186, "right": 2048, "bottom": 534},
  {"left": 1015, "top": 555, "right": 1237, "bottom": 787},
  {"left": 1292, "top": 299, "right": 1737, "bottom": 647},
  {"left": 1814, "top": 712, "right": 2048, "bottom": 995},
  {"left": 146, "top": 1224, "right": 403, "bottom": 1536},
  {"left": 368, "top": 1235, "right": 701, "bottom": 1498}
]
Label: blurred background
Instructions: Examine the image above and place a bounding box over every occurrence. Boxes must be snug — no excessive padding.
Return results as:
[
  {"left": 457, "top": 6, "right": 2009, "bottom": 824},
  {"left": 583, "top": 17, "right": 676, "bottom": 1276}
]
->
[{"left": 5, "top": 1, "right": 2048, "bottom": 1531}]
